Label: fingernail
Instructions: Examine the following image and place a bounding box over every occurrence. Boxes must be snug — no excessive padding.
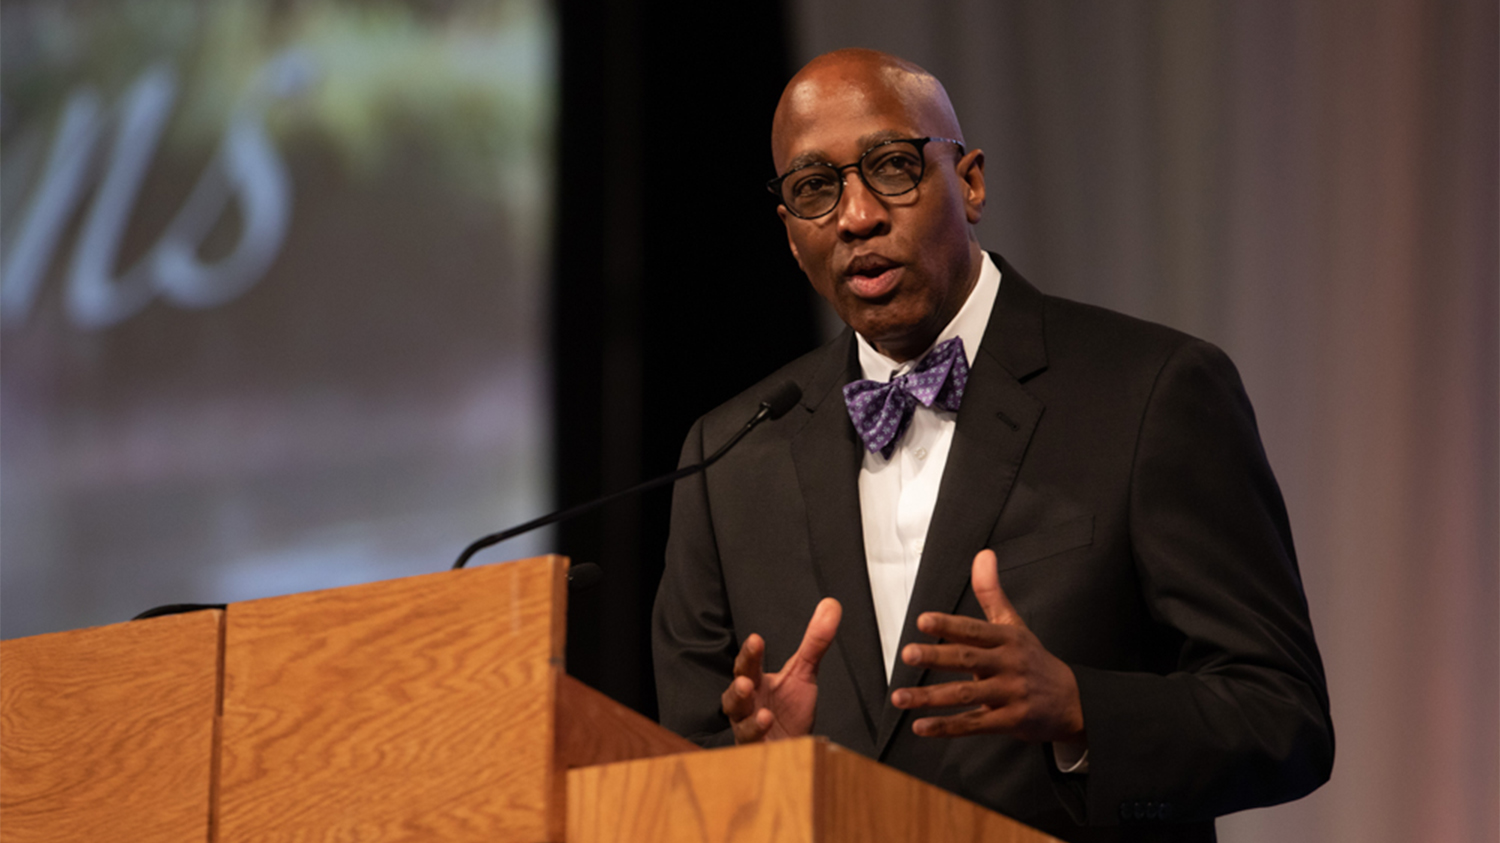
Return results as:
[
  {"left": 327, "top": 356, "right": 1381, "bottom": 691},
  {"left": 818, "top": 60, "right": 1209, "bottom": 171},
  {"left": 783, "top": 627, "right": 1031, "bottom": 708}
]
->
[{"left": 892, "top": 690, "right": 907, "bottom": 706}]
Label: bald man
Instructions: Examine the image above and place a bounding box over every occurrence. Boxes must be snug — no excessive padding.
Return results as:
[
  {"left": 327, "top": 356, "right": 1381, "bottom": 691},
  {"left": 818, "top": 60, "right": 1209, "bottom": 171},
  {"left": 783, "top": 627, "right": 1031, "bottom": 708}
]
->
[{"left": 653, "top": 49, "right": 1332, "bottom": 842}]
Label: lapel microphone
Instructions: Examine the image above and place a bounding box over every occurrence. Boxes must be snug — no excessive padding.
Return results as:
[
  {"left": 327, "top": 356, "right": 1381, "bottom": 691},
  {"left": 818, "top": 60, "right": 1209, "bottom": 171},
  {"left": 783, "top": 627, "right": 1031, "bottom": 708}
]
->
[{"left": 451, "top": 381, "right": 802, "bottom": 574}]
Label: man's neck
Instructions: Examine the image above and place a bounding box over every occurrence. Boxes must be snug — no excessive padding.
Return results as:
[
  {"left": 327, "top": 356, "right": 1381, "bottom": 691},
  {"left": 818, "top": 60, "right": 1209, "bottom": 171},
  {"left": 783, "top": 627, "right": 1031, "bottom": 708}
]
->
[
  {"left": 857, "top": 250, "right": 1002, "bottom": 380},
  {"left": 868, "top": 242, "right": 984, "bottom": 363}
]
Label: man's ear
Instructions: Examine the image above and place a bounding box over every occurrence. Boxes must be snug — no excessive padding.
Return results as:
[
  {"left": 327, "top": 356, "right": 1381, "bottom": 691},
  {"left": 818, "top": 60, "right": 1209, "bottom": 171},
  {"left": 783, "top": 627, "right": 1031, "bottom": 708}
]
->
[
  {"left": 957, "top": 149, "right": 986, "bottom": 225},
  {"left": 777, "top": 205, "right": 807, "bottom": 273}
]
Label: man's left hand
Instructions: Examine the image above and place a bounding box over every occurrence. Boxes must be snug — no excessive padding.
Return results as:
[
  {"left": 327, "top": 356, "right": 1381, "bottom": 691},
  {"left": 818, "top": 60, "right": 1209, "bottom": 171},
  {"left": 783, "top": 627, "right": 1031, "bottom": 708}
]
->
[{"left": 891, "top": 549, "right": 1087, "bottom": 744}]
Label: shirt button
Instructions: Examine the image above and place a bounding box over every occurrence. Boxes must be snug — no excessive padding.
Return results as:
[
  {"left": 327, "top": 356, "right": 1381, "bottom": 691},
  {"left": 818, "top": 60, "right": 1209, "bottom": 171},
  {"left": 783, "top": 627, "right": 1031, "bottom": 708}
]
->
[{"left": 914, "top": 447, "right": 928, "bottom": 460}]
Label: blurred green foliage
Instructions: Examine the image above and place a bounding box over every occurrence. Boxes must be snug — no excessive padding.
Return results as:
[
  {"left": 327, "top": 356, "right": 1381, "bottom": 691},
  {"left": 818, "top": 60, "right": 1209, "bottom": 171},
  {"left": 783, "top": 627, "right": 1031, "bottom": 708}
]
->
[{"left": 1, "top": 0, "right": 555, "bottom": 212}]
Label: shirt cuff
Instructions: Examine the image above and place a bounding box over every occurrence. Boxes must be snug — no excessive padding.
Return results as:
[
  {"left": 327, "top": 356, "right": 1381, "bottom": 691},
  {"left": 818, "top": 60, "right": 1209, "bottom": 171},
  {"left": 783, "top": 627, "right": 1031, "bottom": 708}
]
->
[{"left": 1052, "top": 740, "right": 1089, "bottom": 774}]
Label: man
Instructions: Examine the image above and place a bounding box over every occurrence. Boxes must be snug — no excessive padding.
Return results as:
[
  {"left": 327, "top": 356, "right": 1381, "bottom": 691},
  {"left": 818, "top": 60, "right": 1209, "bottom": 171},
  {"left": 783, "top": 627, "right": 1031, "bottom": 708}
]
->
[{"left": 652, "top": 49, "right": 1332, "bottom": 842}]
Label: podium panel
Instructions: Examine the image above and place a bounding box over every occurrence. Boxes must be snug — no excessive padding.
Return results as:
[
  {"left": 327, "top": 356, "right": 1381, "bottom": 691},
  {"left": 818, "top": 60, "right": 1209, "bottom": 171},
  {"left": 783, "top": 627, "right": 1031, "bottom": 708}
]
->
[
  {"left": 567, "top": 737, "right": 1062, "bottom": 843},
  {"left": 0, "top": 610, "right": 221, "bottom": 843},
  {"left": 556, "top": 674, "right": 696, "bottom": 770},
  {"left": 4, "top": 555, "right": 1055, "bottom": 843},
  {"left": 217, "top": 556, "right": 570, "bottom": 843}
]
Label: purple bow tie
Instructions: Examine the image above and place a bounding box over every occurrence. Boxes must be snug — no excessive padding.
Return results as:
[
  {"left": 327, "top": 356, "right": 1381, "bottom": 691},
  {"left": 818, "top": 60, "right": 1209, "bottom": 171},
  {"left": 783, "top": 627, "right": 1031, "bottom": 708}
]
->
[{"left": 843, "top": 336, "right": 970, "bottom": 459}]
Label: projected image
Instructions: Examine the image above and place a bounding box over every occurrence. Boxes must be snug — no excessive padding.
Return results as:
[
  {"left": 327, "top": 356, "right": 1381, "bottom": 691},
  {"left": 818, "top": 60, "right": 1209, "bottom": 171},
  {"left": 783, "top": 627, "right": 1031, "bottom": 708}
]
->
[{"left": 1, "top": 0, "right": 556, "bottom": 636}]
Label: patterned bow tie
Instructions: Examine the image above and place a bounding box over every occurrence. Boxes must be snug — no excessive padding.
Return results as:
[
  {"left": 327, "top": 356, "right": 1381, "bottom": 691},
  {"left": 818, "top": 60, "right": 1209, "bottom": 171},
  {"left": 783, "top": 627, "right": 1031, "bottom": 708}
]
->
[{"left": 843, "top": 336, "right": 970, "bottom": 459}]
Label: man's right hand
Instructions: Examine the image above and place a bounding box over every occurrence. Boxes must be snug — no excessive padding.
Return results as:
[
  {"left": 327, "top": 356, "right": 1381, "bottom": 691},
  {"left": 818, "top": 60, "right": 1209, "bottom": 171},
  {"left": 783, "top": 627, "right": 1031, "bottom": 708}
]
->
[{"left": 720, "top": 597, "right": 842, "bottom": 744}]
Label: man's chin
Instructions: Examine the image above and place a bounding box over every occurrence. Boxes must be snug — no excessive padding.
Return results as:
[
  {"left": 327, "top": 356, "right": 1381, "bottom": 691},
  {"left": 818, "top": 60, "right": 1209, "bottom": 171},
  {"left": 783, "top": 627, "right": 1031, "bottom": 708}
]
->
[
  {"left": 837, "top": 292, "right": 902, "bottom": 328},
  {"left": 845, "top": 315, "right": 939, "bottom": 360}
]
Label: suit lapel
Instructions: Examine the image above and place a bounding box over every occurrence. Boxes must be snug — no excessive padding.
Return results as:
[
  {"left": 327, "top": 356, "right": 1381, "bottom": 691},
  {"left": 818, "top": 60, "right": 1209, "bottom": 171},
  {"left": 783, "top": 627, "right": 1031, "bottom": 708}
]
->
[
  {"left": 874, "top": 258, "right": 1050, "bottom": 757},
  {"left": 790, "top": 332, "right": 887, "bottom": 750}
]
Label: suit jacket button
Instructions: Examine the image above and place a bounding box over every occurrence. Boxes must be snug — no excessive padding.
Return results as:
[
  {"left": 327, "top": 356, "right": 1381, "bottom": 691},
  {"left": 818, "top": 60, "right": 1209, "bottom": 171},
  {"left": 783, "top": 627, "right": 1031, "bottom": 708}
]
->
[
  {"left": 1146, "top": 802, "right": 1158, "bottom": 819},
  {"left": 1159, "top": 802, "right": 1172, "bottom": 820},
  {"left": 1133, "top": 802, "right": 1146, "bottom": 819},
  {"left": 1119, "top": 803, "right": 1130, "bottom": 820}
]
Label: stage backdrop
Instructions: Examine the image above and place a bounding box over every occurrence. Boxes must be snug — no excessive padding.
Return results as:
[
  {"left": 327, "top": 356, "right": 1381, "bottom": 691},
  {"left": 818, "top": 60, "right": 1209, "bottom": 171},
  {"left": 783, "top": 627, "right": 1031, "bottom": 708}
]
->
[
  {"left": 786, "top": 1, "right": 1498, "bottom": 842},
  {"left": 1, "top": 1, "right": 556, "bottom": 636}
]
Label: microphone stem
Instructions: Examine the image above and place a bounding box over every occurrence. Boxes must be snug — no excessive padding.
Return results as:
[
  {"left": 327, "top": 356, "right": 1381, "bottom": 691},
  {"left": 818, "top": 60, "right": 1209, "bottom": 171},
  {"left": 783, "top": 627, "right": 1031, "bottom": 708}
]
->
[{"left": 452, "top": 403, "right": 772, "bottom": 569}]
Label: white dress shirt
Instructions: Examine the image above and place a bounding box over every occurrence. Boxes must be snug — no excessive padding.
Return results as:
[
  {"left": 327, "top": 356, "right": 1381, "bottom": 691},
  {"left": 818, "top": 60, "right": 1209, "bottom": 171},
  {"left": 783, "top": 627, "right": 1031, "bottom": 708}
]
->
[
  {"left": 856, "top": 251, "right": 1002, "bottom": 679},
  {"left": 854, "top": 251, "right": 1088, "bottom": 774}
]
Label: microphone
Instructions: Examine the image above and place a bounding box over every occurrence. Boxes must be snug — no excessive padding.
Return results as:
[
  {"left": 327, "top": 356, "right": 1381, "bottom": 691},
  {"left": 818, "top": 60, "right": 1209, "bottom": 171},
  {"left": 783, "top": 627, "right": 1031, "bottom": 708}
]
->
[
  {"left": 132, "top": 602, "right": 228, "bottom": 621},
  {"left": 452, "top": 380, "right": 802, "bottom": 570},
  {"left": 129, "top": 386, "right": 799, "bottom": 620}
]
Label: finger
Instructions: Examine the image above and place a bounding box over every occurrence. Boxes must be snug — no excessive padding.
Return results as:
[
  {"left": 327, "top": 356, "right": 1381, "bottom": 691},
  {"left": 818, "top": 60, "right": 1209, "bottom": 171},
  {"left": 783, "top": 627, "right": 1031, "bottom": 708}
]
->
[
  {"left": 910, "top": 706, "right": 1017, "bottom": 738},
  {"left": 733, "top": 633, "right": 766, "bottom": 686},
  {"left": 891, "top": 677, "right": 1011, "bottom": 711},
  {"left": 913, "top": 612, "right": 1012, "bottom": 648},
  {"left": 785, "top": 597, "right": 842, "bottom": 679},
  {"left": 899, "top": 641, "right": 1010, "bottom": 675},
  {"left": 733, "top": 707, "right": 775, "bottom": 744},
  {"left": 720, "top": 674, "right": 759, "bottom": 721},
  {"left": 972, "top": 549, "right": 1025, "bottom": 628}
]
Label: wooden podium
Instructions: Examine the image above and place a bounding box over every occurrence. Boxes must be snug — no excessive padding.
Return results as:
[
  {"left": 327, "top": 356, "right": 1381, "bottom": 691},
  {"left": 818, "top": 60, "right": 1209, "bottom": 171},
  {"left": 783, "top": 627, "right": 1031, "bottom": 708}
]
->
[{"left": 1, "top": 556, "right": 1058, "bottom": 843}]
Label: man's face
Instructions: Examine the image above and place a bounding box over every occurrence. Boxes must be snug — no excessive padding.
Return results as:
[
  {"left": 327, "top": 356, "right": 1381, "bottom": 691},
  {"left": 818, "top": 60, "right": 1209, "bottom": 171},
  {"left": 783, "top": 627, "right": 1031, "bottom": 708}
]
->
[{"left": 772, "top": 64, "right": 985, "bottom": 362}]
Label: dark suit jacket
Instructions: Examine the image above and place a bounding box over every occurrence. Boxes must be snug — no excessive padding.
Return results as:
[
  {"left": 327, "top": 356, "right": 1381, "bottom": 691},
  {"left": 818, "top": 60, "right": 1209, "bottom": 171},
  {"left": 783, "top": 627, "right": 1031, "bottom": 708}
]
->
[{"left": 652, "top": 256, "right": 1333, "bottom": 843}]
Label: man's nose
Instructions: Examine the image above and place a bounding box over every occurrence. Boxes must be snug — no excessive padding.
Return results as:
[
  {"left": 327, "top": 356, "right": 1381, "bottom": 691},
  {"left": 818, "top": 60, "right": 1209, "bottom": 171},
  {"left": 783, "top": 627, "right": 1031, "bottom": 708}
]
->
[{"left": 835, "top": 171, "right": 890, "bottom": 239}]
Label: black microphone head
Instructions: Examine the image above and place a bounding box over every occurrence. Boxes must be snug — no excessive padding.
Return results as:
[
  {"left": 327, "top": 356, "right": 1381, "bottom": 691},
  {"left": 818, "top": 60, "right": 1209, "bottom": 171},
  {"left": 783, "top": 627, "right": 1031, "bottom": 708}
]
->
[
  {"left": 567, "top": 562, "right": 603, "bottom": 590},
  {"left": 761, "top": 381, "right": 802, "bottom": 420}
]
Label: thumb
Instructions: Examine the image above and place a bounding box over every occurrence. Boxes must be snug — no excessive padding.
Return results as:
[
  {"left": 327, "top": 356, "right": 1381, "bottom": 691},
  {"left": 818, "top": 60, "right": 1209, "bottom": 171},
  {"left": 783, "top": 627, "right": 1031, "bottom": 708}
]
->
[
  {"left": 971, "top": 549, "right": 1025, "bottom": 628},
  {"left": 785, "top": 597, "right": 842, "bottom": 679}
]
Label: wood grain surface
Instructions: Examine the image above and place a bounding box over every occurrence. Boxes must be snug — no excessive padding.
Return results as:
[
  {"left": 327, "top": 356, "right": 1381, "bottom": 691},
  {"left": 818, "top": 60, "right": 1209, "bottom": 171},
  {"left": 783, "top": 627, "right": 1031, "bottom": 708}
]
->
[
  {"left": 216, "top": 556, "right": 568, "bottom": 843},
  {"left": 569, "top": 739, "right": 819, "bottom": 843},
  {"left": 567, "top": 737, "right": 1062, "bottom": 843},
  {"left": 816, "top": 742, "right": 1061, "bottom": 843},
  {"left": 0, "top": 610, "right": 222, "bottom": 843},
  {"left": 556, "top": 673, "right": 697, "bottom": 770}
]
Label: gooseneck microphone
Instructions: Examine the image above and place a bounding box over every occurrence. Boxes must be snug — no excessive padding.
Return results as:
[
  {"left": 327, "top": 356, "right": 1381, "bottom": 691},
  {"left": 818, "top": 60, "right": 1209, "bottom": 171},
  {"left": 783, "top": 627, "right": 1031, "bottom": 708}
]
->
[
  {"left": 129, "top": 386, "right": 800, "bottom": 620},
  {"left": 451, "top": 381, "right": 803, "bottom": 570}
]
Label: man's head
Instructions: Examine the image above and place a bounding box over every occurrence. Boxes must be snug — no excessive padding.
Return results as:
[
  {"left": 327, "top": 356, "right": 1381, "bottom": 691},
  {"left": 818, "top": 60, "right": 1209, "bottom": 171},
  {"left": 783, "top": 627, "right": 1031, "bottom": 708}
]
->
[{"left": 771, "top": 49, "right": 985, "bottom": 362}]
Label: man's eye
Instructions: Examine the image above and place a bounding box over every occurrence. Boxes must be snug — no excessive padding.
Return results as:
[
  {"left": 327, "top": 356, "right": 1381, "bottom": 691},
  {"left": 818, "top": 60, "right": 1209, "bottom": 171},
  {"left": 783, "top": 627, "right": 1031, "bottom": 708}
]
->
[
  {"left": 868, "top": 151, "right": 919, "bottom": 176},
  {"left": 790, "top": 173, "right": 836, "bottom": 198}
]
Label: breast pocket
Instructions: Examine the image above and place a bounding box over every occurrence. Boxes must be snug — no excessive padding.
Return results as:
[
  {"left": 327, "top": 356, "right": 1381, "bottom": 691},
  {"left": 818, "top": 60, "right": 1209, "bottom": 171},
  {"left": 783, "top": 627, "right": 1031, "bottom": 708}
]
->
[{"left": 991, "top": 515, "right": 1094, "bottom": 573}]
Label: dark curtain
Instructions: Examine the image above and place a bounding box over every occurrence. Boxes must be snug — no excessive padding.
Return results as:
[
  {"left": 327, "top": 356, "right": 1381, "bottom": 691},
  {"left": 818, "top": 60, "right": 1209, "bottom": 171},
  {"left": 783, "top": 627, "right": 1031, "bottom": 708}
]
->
[{"left": 550, "top": 0, "right": 819, "bottom": 717}]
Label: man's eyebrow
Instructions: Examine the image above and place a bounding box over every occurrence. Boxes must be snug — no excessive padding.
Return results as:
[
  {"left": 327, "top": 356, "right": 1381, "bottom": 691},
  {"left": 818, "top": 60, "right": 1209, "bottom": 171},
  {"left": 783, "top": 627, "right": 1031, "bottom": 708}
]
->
[
  {"left": 783, "top": 150, "right": 833, "bottom": 173},
  {"left": 855, "top": 129, "right": 909, "bottom": 150},
  {"left": 780, "top": 130, "right": 915, "bottom": 175}
]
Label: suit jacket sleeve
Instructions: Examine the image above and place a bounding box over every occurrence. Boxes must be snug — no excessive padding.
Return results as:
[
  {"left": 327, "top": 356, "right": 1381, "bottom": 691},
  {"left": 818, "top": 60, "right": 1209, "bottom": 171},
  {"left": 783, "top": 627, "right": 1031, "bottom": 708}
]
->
[
  {"left": 1063, "top": 339, "right": 1334, "bottom": 824},
  {"left": 652, "top": 415, "right": 739, "bottom": 748}
]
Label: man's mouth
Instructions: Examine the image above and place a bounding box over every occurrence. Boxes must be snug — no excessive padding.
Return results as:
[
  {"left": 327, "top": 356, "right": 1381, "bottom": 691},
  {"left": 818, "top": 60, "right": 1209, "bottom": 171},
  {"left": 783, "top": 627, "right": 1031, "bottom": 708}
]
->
[{"left": 844, "top": 255, "right": 903, "bottom": 299}]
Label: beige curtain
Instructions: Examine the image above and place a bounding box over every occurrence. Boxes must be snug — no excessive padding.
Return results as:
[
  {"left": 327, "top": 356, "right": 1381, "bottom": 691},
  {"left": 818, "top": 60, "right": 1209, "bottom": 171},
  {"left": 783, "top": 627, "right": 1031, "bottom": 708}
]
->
[{"left": 787, "top": 1, "right": 1497, "bottom": 841}]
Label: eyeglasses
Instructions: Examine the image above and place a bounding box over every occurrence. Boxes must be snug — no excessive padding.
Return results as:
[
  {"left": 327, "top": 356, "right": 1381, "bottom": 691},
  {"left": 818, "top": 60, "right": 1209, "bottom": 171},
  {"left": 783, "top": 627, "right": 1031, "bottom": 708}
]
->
[{"left": 767, "top": 136, "right": 965, "bottom": 220}]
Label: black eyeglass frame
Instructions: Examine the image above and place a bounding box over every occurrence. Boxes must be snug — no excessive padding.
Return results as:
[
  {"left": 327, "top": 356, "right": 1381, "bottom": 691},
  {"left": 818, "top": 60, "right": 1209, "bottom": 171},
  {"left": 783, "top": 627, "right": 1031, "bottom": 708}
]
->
[{"left": 766, "top": 136, "right": 966, "bottom": 220}]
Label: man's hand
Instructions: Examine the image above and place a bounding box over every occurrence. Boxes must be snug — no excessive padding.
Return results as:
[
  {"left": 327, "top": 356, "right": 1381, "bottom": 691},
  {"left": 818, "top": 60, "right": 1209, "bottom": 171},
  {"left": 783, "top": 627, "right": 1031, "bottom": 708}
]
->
[
  {"left": 891, "top": 550, "right": 1086, "bottom": 744},
  {"left": 721, "top": 597, "right": 842, "bottom": 744}
]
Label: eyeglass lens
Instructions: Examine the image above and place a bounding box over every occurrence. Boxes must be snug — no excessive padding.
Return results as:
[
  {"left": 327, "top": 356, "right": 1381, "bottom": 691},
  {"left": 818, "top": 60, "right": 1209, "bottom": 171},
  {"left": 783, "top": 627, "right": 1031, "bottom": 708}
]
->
[{"left": 781, "top": 140, "right": 925, "bottom": 218}]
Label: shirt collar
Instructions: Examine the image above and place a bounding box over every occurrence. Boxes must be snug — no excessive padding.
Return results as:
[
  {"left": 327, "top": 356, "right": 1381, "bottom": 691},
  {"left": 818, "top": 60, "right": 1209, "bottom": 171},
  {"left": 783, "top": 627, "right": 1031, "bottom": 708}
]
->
[{"left": 855, "top": 250, "right": 1003, "bottom": 381}]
